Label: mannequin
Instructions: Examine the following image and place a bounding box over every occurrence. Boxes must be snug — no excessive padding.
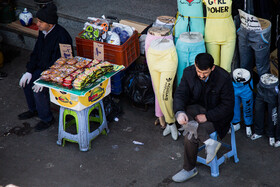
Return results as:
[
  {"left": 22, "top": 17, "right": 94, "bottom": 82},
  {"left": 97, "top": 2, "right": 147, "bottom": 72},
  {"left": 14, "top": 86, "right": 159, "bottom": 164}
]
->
[
  {"left": 174, "top": 0, "right": 204, "bottom": 43},
  {"left": 146, "top": 38, "right": 178, "bottom": 140},
  {"left": 237, "top": 10, "right": 271, "bottom": 76},
  {"left": 231, "top": 68, "right": 253, "bottom": 137},
  {"left": 153, "top": 15, "right": 175, "bottom": 30},
  {"left": 251, "top": 73, "right": 280, "bottom": 148},
  {"left": 203, "top": 0, "right": 236, "bottom": 72},
  {"left": 176, "top": 32, "right": 205, "bottom": 85},
  {"left": 145, "top": 27, "right": 173, "bottom": 129}
]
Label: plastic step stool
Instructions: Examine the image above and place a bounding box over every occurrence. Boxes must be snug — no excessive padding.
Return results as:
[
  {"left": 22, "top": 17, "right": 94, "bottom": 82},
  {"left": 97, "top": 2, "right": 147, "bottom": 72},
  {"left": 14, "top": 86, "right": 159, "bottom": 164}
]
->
[
  {"left": 196, "top": 123, "right": 239, "bottom": 177},
  {"left": 57, "top": 100, "right": 109, "bottom": 151}
]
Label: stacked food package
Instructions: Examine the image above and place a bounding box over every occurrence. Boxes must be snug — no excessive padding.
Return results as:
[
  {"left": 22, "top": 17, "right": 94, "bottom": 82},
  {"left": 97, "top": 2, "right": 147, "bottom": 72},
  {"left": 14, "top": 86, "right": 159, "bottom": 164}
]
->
[{"left": 40, "top": 57, "right": 114, "bottom": 90}]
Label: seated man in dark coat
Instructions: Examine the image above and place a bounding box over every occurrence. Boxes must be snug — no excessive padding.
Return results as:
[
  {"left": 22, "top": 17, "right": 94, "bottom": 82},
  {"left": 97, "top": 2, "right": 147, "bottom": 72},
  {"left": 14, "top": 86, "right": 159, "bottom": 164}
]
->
[
  {"left": 172, "top": 53, "right": 234, "bottom": 182},
  {"left": 18, "top": 3, "right": 72, "bottom": 131}
]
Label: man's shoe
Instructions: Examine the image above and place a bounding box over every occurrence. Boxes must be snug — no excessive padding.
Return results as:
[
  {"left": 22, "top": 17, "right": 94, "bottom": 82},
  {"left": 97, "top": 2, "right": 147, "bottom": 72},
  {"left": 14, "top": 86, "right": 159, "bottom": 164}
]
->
[
  {"left": 172, "top": 168, "right": 198, "bottom": 183},
  {"left": 251, "top": 133, "right": 262, "bottom": 140},
  {"left": 18, "top": 111, "right": 38, "bottom": 120},
  {"left": 163, "top": 124, "right": 171, "bottom": 136},
  {"left": 170, "top": 123, "right": 178, "bottom": 140},
  {"left": 34, "top": 118, "right": 54, "bottom": 132},
  {"left": 205, "top": 140, "right": 221, "bottom": 164}
]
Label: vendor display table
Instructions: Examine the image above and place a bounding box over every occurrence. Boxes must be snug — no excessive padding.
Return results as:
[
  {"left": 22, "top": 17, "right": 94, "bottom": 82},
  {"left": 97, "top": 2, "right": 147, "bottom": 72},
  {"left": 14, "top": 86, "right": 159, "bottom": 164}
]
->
[{"left": 35, "top": 64, "right": 124, "bottom": 151}]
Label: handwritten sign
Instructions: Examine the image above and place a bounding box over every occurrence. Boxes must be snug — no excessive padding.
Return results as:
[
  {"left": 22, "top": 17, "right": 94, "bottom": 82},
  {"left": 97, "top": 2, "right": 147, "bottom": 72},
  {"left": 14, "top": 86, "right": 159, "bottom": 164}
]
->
[
  {"left": 59, "top": 44, "right": 73, "bottom": 59},
  {"left": 94, "top": 42, "right": 104, "bottom": 61},
  {"left": 238, "top": 9, "right": 262, "bottom": 31}
]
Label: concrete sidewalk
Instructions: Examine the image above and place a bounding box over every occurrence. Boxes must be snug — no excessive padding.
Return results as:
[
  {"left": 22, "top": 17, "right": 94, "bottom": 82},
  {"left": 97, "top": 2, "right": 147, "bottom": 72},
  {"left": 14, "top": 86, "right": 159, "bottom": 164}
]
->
[{"left": 0, "top": 46, "right": 279, "bottom": 187}]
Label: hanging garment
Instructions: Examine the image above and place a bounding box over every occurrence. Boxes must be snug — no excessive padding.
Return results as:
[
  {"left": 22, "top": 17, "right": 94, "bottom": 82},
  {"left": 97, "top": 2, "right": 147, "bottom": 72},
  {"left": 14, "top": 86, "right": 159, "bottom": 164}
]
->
[
  {"left": 145, "top": 27, "right": 173, "bottom": 118},
  {"left": 147, "top": 38, "right": 178, "bottom": 123},
  {"left": 175, "top": 0, "right": 205, "bottom": 43},
  {"left": 254, "top": 74, "right": 279, "bottom": 139},
  {"left": 238, "top": 16, "right": 271, "bottom": 76},
  {"left": 231, "top": 68, "right": 253, "bottom": 126},
  {"left": 176, "top": 32, "right": 205, "bottom": 86},
  {"left": 203, "top": 0, "right": 236, "bottom": 72}
]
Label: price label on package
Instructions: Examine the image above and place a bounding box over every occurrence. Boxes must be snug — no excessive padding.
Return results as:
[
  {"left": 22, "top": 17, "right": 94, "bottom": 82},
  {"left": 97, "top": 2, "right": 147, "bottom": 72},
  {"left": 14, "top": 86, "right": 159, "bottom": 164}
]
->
[
  {"left": 94, "top": 42, "right": 104, "bottom": 61},
  {"left": 59, "top": 44, "right": 73, "bottom": 59},
  {"left": 238, "top": 9, "right": 262, "bottom": 31}
]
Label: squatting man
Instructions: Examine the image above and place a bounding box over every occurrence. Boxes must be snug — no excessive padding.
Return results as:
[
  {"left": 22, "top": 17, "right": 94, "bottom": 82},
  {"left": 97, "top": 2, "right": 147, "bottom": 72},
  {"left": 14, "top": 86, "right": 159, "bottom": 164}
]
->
[{"left": 172, "top": 53, "right": 234, "bottom": 182}]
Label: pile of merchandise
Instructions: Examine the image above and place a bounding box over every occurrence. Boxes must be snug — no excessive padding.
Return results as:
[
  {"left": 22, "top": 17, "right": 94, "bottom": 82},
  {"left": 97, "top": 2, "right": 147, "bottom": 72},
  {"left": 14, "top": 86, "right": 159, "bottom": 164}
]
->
[
  {"left": 40, "top": 57, "right": 114, "bottom": 90},
  {"left": 80, "top": 16, "right": 134, "bottom": 45}
]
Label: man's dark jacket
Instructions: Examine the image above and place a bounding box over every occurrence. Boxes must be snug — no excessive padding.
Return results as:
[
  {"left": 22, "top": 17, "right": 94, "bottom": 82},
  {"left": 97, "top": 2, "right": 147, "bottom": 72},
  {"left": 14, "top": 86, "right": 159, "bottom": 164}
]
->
[
  {"left": 173, "top": 65, "right": 234, "bottom": 139},
  {"left": 26, "top": 24, "right": 72, "bottom": 74}
]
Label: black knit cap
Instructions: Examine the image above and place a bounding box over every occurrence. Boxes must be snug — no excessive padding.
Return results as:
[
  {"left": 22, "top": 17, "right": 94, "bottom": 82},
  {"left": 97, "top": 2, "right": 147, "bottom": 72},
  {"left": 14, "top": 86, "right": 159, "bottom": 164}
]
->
[{"left": 36, "top": 2, "right": 58, "bottom": 24}]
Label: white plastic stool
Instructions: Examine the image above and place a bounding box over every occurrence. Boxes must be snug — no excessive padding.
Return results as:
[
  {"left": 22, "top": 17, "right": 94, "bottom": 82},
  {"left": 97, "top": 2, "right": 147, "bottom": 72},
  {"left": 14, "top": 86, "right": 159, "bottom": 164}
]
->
[
  {"left": 57, "top": 100, "right": 109, "bottom": 151},
  {"left": 197, "top": 123, "right": 239, "bottom": 177}
]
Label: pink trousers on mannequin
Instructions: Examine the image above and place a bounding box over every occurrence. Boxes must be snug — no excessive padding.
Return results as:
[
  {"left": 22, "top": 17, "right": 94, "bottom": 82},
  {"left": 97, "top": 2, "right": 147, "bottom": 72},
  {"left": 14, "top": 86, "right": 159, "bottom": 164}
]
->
[{"left": 145, "top": 32, "right": 173, "bottom": 117}]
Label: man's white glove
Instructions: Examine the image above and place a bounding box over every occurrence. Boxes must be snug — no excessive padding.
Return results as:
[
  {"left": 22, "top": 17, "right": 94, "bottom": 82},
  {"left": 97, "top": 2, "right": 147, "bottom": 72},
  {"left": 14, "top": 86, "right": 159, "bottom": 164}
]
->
[
  {"left": 177, "top": 112, "right": 189, "bottom": 125},
  {"left": 32, "top": 84, "right": 43, "bottom": 93},
  {"left": 19, "top": 72, "right": 32, "bottom": 88},
  {"left": 179, "top": 120, "right": 199, "bottom": 140}
]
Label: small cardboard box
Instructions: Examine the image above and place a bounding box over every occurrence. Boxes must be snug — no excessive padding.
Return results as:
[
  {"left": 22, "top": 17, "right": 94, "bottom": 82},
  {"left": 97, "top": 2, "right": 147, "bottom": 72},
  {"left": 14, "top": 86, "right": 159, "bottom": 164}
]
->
[
  {"left": 119, "top": 19, "right": 148, "bottom": 33},
  {"left": 49, "top": 78, "right": 111, "bottom": 111}
]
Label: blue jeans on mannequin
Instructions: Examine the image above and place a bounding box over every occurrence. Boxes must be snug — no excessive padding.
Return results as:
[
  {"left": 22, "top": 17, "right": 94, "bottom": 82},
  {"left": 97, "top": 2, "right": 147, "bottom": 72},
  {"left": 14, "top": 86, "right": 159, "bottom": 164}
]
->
[
  {"left": 254, "top": 81, "right": 279, "bottom": 139},
  {"left": 237, "top": 24, "right": 271, "bottom": 76},
  {"left": 23, "top": 69, "right": 53, "bottom": 123},
  {"left": 176, "top": 38, "right": 205, "bottom": 86},
  {"left": 231, "top": 79, "right": 254, "bottom": 126}
]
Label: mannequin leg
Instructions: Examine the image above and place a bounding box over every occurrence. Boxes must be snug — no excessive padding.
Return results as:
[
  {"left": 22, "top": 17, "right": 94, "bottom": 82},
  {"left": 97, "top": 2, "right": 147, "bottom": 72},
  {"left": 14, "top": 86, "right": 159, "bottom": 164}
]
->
[
  {"left": 220, "top": 39, "right": 236, "bottom": 72},
  {"left": 157, "top": 71, "right": 177, "bottom": 124},
  {"left": 231, "top": 96, "right": 241, "bottom": 124}
]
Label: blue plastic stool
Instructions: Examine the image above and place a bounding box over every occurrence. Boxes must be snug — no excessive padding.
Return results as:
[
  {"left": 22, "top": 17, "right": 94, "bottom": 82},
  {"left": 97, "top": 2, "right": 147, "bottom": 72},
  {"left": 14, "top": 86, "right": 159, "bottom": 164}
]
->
[
  {"left": 196, "top": 123, "right": 239, "bottom": 177},
  {"left": 57, "top": 100, "right": 109, "bottom": 151}
]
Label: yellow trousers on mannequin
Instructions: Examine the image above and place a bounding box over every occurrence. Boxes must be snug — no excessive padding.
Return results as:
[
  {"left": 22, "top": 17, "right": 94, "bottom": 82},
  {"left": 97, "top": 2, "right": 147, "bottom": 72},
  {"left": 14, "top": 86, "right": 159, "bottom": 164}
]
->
[
  {"left": 147, "top": 39, "right": 178, "bottom": 124},
  {"left": 206, "top": 39, "right": 236, "bottom": 72}
]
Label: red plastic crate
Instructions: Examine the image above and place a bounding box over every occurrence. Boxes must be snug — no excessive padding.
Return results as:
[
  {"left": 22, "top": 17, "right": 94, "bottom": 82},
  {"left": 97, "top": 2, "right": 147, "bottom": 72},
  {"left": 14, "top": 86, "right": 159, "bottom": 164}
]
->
[{"left": 76, "top": 30, "right": 140, "bottom": 67}]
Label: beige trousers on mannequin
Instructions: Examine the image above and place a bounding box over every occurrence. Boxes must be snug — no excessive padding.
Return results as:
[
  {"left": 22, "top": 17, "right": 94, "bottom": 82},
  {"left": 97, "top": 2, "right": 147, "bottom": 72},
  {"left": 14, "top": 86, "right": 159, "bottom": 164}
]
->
[{"left": 146, "top": 38, "right": 178, "bottom": 124}]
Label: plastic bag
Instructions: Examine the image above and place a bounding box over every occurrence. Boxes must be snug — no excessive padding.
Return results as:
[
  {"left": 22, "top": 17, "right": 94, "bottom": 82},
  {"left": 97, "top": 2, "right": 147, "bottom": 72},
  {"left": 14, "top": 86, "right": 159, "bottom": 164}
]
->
[{"left": 123, "top": 62, "right": 154, "bottom": 106}]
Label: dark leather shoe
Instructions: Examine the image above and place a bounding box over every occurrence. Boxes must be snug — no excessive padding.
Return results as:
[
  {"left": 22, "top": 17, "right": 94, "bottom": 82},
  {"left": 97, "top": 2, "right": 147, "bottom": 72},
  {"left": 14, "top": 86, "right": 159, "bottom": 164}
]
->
[
  {"left": 34, "top": 118, "right": 55, "bottom": 132},
  {"left": 18, "top": 111, "right": 38, "bottom": 120}
]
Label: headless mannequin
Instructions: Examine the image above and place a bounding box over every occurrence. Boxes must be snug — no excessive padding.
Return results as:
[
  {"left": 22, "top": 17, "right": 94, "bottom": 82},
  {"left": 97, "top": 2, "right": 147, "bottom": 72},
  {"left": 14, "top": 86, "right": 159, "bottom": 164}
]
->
[
  {"left": 176, "top": 32, "right": 205, "bottom": 85},
  {"left": 231, "top": 68, "right": 253, "bottom": 136},
  {"left": 238, "top": 10, "right": 271, "bottom": 76},
  {"left": 153, "top": 15, "right": 175, "bottom": 30},
  {"left": 147, "top": 38, "right": 178, "bottom": 140},
  {"left": 145, "top": 27, "right": 173, "bottom": 128}
]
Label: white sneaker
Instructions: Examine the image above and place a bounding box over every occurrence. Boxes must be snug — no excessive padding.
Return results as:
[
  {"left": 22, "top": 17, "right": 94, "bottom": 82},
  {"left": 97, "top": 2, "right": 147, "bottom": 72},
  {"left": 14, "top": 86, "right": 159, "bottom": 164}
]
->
[
  {"left": 246, "top": 126, "right": 252, "bottom": 137},
  {"left": 269, "top": 137, "right": 275, "bottom": 146},
  {"left": 204, "top": 139, "right": 221, "bottom": 164},
  {"left": 172, "top": 168, "right": 198, "bottom": 183},
  {"left": 251, "top": 133, "right": 262, "bottom": 140},
  {"left": 274, "top": 140, "right": 280, "bottom": 147},
  {"left": 170, "top": 123, "right": 178, "bottom": 140},
  {"left": 163, "top": 124, "right": 171, "bottom": 136}
]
